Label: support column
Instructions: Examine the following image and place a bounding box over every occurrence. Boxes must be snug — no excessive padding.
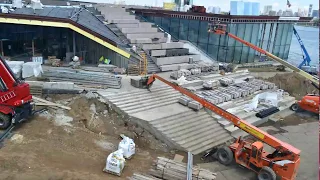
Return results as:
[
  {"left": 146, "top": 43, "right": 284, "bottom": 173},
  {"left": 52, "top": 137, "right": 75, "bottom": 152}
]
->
[
  {"left": 32, "top": 39, "right": 35, "bottom": 56},
  {"left": 0, "top": 40, "right": 3, "bottom": 56},
  {"left": 73, "top": 31, "right": 76, "bottom": 56}
]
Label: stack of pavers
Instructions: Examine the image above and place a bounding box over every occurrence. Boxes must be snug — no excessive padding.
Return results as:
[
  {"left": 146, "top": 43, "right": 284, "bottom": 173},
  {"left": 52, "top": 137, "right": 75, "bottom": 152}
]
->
[
  {"left": 179, "top": 78, "right": 276, "bottom": 109},
  {"left": 43, "top": 69, "right": 122, "bottom": 89}
]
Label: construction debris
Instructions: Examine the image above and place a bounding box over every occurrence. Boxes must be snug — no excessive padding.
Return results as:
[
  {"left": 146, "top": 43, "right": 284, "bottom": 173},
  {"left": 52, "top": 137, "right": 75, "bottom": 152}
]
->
[
  {"left": 43, "top": 69, "right": 122, "bottom": 89},
  {"left": 149, "top": 157, "right": 217, "bottom": 180}
]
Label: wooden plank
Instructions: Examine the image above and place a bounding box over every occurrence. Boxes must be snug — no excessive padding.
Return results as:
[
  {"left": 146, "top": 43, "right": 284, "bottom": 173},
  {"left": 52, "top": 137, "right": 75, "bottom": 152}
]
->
[{"left": 32, "top": 96, "right": 71, "bottom": 110}]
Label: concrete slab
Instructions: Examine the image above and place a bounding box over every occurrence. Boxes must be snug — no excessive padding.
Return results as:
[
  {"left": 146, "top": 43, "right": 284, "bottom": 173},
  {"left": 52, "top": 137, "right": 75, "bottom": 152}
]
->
[
  {"left": 139, "top": 22, "right": 153, "bottom": 28},
  {"left": 151, "top": 49, "right": 166, "bottom": 57},
  {"left": 126, "top": 32, "right": 164, "bottom": 39},
  {"left": 116, "top": 23, "right": 139, "bottom": 28},
  {"left": 111, "top": 19, "right": 140, "bottom": 24},
  {"left": 121, "top": 27, "right": 158, "bottom": 34},
  {"left": 129, "top": 38, "right": 152, "bottom": 44},
  {"left": 160, "top": 63, "right": 194, "bottom": 71},
  {"left": 141, "top": 44, "right": 162, "bottom": 50},
  {"left": 155, "top": 55, "right": 200, "bottom": 66},
  {"left": 160, "top": 42, "right": 184, "bottom": 49}
]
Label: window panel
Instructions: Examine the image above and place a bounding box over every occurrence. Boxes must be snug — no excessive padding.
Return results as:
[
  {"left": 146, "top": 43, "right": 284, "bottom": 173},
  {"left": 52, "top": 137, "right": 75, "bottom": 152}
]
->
[
  {"left": 188, "top": 20, "right": 199, "bottom": 43},
  {"left": 179, "top": 19, "right": 189, "bottom": 40}
]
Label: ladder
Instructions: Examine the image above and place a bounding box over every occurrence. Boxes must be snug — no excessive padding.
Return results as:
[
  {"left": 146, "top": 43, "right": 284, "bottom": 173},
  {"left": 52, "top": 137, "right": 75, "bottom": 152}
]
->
[
  {"left": 139, "top": 52, "right": 148, "bottom": 76},
  {"left": 0, "top": 91, "right": 16, "bottom": 103}
]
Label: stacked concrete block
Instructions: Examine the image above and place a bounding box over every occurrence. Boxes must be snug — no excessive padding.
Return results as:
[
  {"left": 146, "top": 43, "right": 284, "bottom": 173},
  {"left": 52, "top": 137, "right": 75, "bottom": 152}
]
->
[
  {"left": 218, "top": 87, "right": 241, "bottom": 99},
  {"left": 187, "top": 101, "right": 203, "bottom": 111},
  {"left": 190, "top": 68, "right": 201, "bottom": 75},
  {"left": 228, "top": 86, "right": 249, "bottom": 97},
  {"left": 178, "top": 96, "right": 192, "bottom": 106},
  {"left": 170, "top": 69, "right": 192, "bottom": 80},
  {"left": 219, "top": 78, "right": 235, "bottom": 86},
  {"left": 155, "top": 55, "right": 201, "bottom": 66},
  {"left": 203, "top": 80, "right": 219, "bottom": 90}
]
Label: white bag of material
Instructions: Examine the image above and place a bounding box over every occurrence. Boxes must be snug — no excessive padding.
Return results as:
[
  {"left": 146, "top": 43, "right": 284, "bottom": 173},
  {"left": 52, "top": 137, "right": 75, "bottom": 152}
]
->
[
  {"left": 103, "top": 149, "right": 126, "bottom": 176},
  {"left": 118, "top": 135, "right": 135, "bottom": 159},
  {"left": 22, "top": 62, "right": 43, "bottom": 78},
  {"left": 6, "top": 60, "right": 24, "bottom": 74}
]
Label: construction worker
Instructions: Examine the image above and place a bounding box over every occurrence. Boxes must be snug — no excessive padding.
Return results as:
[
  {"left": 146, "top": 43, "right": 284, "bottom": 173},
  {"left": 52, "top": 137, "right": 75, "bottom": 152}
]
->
[{"left": 99, "top": 56, "right": 111, "bottom": 64}]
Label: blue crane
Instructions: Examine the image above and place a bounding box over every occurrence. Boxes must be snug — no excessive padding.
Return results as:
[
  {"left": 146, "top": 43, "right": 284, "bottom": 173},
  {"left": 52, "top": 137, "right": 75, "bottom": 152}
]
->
[{"left": 293, "top": 26, "right": 312, "bottom": 68}]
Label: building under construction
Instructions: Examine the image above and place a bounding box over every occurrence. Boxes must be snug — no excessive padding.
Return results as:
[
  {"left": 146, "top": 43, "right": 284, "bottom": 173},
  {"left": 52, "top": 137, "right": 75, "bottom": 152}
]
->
[{"left": 0, "top": 2, "right": 313, "bottom": 70}]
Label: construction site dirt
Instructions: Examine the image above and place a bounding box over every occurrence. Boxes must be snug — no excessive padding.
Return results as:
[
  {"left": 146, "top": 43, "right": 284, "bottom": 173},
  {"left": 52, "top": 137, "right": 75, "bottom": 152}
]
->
[
  {"left": 0, "top": 71, "right": 318, "bottom": 180},
  {"left": 0, "top": 95, "right": 172, "bottom": 180}
]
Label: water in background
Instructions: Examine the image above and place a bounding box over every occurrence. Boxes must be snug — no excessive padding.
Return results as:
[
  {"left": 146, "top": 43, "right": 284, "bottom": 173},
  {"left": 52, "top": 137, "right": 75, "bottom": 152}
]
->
[{"left": 288, "top": 26, "right": 319, "bottom": 69}]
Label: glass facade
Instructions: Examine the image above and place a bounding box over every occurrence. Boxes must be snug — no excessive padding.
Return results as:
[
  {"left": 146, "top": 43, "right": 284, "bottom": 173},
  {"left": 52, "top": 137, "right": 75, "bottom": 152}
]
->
[{"left": 143, "top": 15, "right": 294, "bottom": 63}]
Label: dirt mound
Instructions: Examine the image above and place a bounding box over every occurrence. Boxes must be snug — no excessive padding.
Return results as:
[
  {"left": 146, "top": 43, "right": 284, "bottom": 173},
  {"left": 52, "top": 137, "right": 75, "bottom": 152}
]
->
[
  {"left": 66, "top": 95, "right": 169, "bottom": 152},
  {"left": 266, "top": 72, "right": 318, "bottom": 99}
]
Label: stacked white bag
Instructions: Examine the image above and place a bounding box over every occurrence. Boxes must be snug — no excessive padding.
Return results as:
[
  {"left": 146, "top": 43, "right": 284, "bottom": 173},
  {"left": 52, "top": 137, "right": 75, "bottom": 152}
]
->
[
  {"left": 118, "top": 134, "right": 136, "bottom": 159},
  {"left": 103, "top": 149, "right": 126, "bottom": 176}
]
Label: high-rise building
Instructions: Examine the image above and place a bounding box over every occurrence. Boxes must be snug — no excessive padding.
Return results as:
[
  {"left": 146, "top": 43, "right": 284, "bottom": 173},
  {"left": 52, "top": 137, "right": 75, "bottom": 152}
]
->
[
  {"left": 230, "top": 1, "right": 244, "bottom": 15},
  {"left": 282, "top": 9, "right": 293, "bottom": 16},
  {"left": 207, "top": 6, "right": 221, "bottom": 14},
  {"left": 269, "top": 10, "right": 276, "bottom": 16},
  {"left": 251, "top": 2, "right": 260, "bottom": 15},
  {"left": 308, "top": 4, "right": 313, "bottom": 17},
  {"left": 230, "top": 1, "right": 260, "bottom": 15},
  {"left": 312, "top": 10, "right": 319, "bottom": 18},
  {"left": 244, "top": 2, "right": 252, "bottom": 15},
  {"left": 277, "top": 9, "right": 283, "bottom": 16},
  {"left": 263, "top": 5, "right": 272, "bottom": 15}
]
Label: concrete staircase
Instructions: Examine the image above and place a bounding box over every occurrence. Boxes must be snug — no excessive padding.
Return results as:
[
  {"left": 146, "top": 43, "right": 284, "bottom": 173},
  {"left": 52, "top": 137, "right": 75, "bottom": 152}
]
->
[
  {"left": 95, "top": 5, "right": 207, "bottom": 73},
  {"left": 97, "top": 85, "right": 233, "bottom": 155}
]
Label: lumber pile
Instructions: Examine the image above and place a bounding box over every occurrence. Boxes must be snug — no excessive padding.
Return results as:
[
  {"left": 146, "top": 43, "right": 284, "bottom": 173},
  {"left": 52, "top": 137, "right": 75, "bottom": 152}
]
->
[
  {"left": 149, "top": 157, "right": 217, "bottom": 180},
  {"left": 128, "top": 173, "right": 162, "bottom": 180},
  {"left": 32, "top": 96, "right": 71, "bottom": 110}
]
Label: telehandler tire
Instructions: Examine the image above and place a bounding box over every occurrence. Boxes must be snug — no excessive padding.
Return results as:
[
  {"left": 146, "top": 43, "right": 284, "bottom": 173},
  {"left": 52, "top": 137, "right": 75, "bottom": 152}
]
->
[
  {"left": 258, "top": 166, "right": 276, "bottom": 180},
  {"left": 0, "top": 113, "right": 11, "bottom": 130},
  {"left": 216, "top": 146, "right": 233, "bottom": 165}
]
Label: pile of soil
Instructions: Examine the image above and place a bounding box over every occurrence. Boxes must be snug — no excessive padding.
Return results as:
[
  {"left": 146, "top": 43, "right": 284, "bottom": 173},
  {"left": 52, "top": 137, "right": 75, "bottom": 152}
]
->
[
  {"left": 266, "top": 72, "right": 318, "bottom": 99},
  {"left": 0, "top": 94, "right": 171, "bottom": 180}
]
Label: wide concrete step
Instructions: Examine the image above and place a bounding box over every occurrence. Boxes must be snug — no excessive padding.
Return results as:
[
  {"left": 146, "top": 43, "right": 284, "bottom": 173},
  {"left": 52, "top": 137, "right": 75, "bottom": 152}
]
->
[
  {"left": 127, "top": 32, "right": 164, "bottom": 39},
  {"left": 121, "top": 27, "right": 158, "bottom": 34},
  {"left": 111, "top": 19, "right": 140, "bottom": 24},
  {"left": 166, "top": 119, "right": 216, "bottom": 138},
  {"left": 126, "top": 99, "right": 178, "bottom": 114},
  {"left": 118, "top": 93, "right": 180, "bottom": 109},
  {"left": 111, "top": 88, "right": 178, "bottom": 104},
  {"left": 107, "top": 86, "right": 172, "bottom": 100},
  {"left": 173, "top": 123, "right": 221, "bottom": 142},
  {"left": 150, "top": 110, "right": 195, "bottom": 125},
  {"left": 182, "top": 127, "right": 227, "bottom": 149},
  {"left": 154, "top": 113, "right": 209, "bottom": 130},
  {"left": 116, "top": 23, "right": 140, "bottom": 28},
  {"left": 190, "top": 134, "right": 233, "bottom": 154},
  {"left": 105, "top": 15, "right": 136, "bottom": 21},
  {"left": 157, "top": 114, "right": 211, "bottom": 132}
]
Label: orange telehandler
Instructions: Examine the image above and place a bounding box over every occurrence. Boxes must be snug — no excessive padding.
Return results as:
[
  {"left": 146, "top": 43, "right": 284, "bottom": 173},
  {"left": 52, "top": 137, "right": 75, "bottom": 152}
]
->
[
  {"left": 207, "top": 22, "right": 319, "bottom": 114},
  {"left": 144, "top": 74, "right": 300, "bottom": 180}
]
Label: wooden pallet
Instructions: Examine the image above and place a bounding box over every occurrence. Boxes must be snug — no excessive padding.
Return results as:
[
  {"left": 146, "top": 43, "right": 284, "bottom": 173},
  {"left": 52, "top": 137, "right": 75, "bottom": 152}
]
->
[{"left": 30, "top": 86, "right": 43, "bottom": 97}]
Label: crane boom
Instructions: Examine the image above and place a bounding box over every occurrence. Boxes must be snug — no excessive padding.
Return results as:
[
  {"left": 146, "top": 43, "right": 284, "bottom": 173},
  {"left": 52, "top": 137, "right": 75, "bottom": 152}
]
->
[
  {"left": 210, "top": 28, "right": 319, "bottom": 87},
  {"left": 293, "top": 27, "right": 312, "bottom": 68},
  {"left": 146, "top": 74, "right": 300, "bottom": 156}
]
